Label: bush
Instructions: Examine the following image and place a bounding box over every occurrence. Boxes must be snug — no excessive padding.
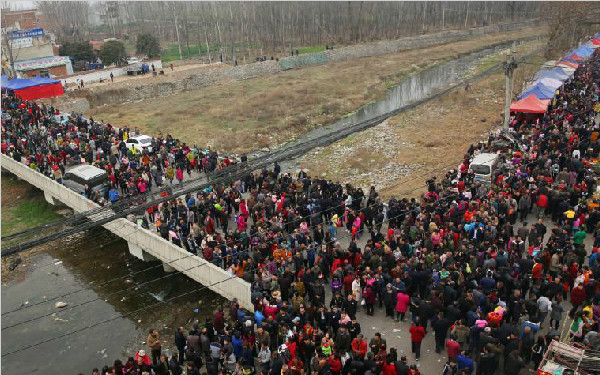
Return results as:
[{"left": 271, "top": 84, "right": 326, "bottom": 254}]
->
[
  {"left": 136, "top": 33, "right": 160, "bottom": 58},
  {"left": 99, "top": 40, "right": 127, "bottom": 66},
  {"left": 59, "top": 41, "right": 95, "bottom": 62}
]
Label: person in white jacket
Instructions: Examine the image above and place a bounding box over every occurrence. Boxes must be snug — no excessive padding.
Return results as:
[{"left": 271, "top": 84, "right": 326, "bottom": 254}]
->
[{"left": 536, "top": 295, "right": 552, "bottom": 328}]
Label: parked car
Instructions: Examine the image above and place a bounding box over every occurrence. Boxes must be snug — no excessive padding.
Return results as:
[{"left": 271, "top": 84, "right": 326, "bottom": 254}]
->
[
  {"left": 125, "top": 135, "right": 153, "bottom": 153},
  {"left": 127, "top": 57, "right": 140, "bottom": 65},
  {"left": 469, "top": 152, "right": 500, "bottom": 185},
  {"left": 63, "top": 165, "right": 109, "bottom": 197}
]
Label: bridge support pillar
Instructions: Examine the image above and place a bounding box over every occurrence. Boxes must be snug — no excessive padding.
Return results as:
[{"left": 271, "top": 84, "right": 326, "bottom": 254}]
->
[
  {"left": 44, "top": 191, "right": 60, "bottom": 205},
  {"left": 163, "top": 263, "right": 176, "bottom": 272},
  {"left": 128, "top": 242, "right": 157, "bottom": 262}
]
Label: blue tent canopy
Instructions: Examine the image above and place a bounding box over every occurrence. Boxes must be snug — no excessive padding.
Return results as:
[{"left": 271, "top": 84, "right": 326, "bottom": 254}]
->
[
  {"left": 563, "top": 56, "right": 578, "bottom": 64},
  {"left": 1, "top": 75, "right": 8, "bottom": 86},
  {"left": 573, "top": 47, "right": 593, "bottom": 57},
  {"left": 1, "top": 78, "right": 42, "bottom": 90},
  {"left": 0, "top": 77, "right": 60, "bottom": 91},
  {"left": 554, "top": 67, "right": 573, "bottom": 77},
  {"left": 518, "top": 83, "right": 556, "bottom": 100},
  {"left": 30, "top": 76, "right": 61, "bottom": 85},
  {"left": 535, "top": 69, "right": 568, "bottom": 82}
]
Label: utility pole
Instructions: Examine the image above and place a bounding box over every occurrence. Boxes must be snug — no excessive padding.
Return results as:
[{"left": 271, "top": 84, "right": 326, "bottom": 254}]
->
[{"left": 503, "top": 46, "right": 517, "bottom": 130}]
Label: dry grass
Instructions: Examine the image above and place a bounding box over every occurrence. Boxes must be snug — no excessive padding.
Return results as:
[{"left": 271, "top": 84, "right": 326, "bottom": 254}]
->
[
  {"left": 298, "top": 43, "right": 547, "bottom": 199},
  {"left": 87, "top": 26, "right": 547, "bottom": 154}
]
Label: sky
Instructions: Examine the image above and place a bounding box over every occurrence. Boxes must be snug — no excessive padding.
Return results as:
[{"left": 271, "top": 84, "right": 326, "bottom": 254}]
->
[{"left": 5, "top": 1, "right": 36, "bottom": 11}]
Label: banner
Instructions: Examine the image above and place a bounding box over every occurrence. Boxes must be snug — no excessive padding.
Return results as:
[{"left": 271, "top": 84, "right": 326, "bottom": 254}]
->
[
  {"left": 9, "top": 28, "right": 44, "bottom": 39},
  {"left": 10, "top": 37, "right": 33, "bottom": 49},
  {"left": 14, "top": 56, "right": 71, "bottom": 72}
]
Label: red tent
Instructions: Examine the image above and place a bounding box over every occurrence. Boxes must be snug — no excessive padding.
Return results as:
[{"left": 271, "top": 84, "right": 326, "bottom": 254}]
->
[
  {"left": 592, "top": 39, "right": 600, "bottom": 45},
  {"left": 510, "top": 94, "right": 550, "bottom": 114},
  {"left": 570, "top": 53, "right": 583, "bottom": 61},
  {"left": 14, "top": 83, "right": 64, "bottom": 100},
  {"left": 557, "top": 60, "right": 579, "bottom": 69},
  {"left": 2, "top": 76, "right": 64, "bottom": 101}
]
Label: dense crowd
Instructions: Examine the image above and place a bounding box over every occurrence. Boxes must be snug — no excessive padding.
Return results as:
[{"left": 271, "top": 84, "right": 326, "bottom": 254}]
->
[
  {"left": 1, "top": 99, "right": 237, "bottom": 204},
  {"left": 3, "top": 46, "right": 600, "bottom": 375}
]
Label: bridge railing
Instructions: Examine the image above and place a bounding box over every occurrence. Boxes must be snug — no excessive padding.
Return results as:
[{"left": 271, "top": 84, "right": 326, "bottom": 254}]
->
[{"left": 1, "top": 154, "right": 253, "bottom": 310}]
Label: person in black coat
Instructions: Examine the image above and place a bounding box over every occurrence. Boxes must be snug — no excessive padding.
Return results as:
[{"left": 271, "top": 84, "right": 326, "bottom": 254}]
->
[
  {"left": 153, "top": 355, "right": 170, "bottom": 375},
  {"left": 206, "top": 357, "right": 219, "bottom": 375},
  {"left": 169, "top": 354, "right": 183, "bottom": 375},
  {"left": 394, "top": 356, "right": 409, "bottom": 375},
  {"left": 477, "top": 346, "right": 499, "bottom": 375},
  {"left": 174, "top": 327, "right": 186, "bottom": 365}
]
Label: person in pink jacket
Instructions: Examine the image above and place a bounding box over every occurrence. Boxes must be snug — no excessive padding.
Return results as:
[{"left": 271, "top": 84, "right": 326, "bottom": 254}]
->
[{"left": 395, "top": 291, "right": 410, "bottom": 322}]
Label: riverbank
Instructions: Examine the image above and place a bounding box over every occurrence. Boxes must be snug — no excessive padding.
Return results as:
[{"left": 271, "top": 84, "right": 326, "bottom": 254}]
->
[{"left": 297, "top": 38, "right": 548, "bottom": 197}]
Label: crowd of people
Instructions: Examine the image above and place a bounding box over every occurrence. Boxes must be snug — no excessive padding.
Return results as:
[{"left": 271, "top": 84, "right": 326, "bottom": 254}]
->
[
  {"left": 3, "top": 45, "right": 600, "bottom": 375},
  {"left": 1, "top": 97, "right": 237, "bottom": 204}
]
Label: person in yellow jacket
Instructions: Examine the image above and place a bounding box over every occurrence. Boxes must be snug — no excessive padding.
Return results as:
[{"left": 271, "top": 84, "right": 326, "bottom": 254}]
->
[{"left": 166, "top": 165, "right": 174, "bottom": 184}]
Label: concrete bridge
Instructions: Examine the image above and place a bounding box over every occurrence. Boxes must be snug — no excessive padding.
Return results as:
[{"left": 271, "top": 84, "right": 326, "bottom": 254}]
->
[{"left": 1, "top": 154, "right": 252, "bottom": 310}]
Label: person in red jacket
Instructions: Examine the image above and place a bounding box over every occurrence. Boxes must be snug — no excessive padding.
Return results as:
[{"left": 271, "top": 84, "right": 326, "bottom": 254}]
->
[
  {"left": 351, "top": 334, "right": 368, "bottom": 359},
  {"left": 445, "top": 337, "right": 461, "bottom": 359},
  {"left": 328, "top": 353, "right": 342, "bottom": 375},
  {"left": 382, "top": 359, "right": 397, "bottom": 375},
  {"left": 409, "top": 321, "right": 426, "bottom": 360},
  {"left": 570, "top": 283, "right": 587, "bottom": 317},
  {"left": 532, "top": 259, "right": 544, "bottom": 280},
  {"left": 536, "top": 193, "right": 548, "bottom": 218}
]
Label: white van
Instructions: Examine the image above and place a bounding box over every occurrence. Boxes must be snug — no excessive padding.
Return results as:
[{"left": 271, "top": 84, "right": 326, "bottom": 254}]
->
[
  {"left": 470, "top": 152, "right": 499, "bottom": 184},
  {"left": 63, "top": 165, "right": 109, "bottom": 196}
]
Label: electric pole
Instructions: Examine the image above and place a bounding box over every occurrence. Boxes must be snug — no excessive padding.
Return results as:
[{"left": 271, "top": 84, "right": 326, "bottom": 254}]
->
[{"left": 503, "top": 48, "right": 517, "bottom": 129}]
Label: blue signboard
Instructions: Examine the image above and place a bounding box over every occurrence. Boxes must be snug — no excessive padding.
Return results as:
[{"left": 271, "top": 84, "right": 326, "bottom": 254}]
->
[{"left": 9, "top": 28, "right": 44, "bottom": 39}]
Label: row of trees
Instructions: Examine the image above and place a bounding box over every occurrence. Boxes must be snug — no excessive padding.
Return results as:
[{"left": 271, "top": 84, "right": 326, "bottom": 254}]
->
[
  {"left": 542, "top": 2, "right": 600, "bottom": 58},
  {"left": 40, "top": 1, "right": 541, "bottom": 63},
  {"left": 58, "top": 34, "right": 159, "bottom": 67}
]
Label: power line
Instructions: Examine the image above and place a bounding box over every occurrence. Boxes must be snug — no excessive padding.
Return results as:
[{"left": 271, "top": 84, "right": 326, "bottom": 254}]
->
[
  {"left": 0, "top": 42, "right": 554, "bottom": 320},
  {"left": 0, "top": 186, "right": 455, "bottom": 357},
  {"left": 2, "top": 156, "right": 453, "bottom": 318},
  {"left": 1, "top": 139, "right": 561, "bottom": 331},
  {"left": 4, "top": 103, "right": 596, "bottom": 355},
  {"left": 2, "top": 43, "right": 546, "bottom": 255}
]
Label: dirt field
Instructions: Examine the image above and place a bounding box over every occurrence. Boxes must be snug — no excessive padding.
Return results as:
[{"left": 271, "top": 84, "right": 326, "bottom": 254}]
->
[
  {"left": 86, "top": 26, "right": 546, "bottom": 154},
  {"left": 75, "top": 62, "right": 227, "bottom": 90},
  {"left": 297, "top": 44, "right": 548, "bottom": 199}
]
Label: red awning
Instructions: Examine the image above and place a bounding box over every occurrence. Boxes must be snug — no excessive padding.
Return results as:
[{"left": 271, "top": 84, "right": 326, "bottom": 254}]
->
[
  {"left": 557, "top": 60, "right": 579, "bottom": 69},
  {"left": 567, "top": 53, "right": 583, "bottom": 61},
  {"left": 592, "top": 39, "right": 600, "bottom": 45},
  {"left": 13, "top": 82, "right": 64, "bottom": 101},
  {"left": 510, "top": 94, "right": 550, "bottom": 114}
]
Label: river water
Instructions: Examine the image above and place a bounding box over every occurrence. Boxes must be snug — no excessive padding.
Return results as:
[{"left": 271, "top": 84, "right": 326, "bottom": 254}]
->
[{"left": 1, "top": 228, "right": 225, "bottom": 375}]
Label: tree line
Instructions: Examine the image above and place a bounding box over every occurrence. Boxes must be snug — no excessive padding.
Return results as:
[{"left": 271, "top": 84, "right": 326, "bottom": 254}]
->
[{"left": 40, "top": 1, "right": 541, "bottom": 63}]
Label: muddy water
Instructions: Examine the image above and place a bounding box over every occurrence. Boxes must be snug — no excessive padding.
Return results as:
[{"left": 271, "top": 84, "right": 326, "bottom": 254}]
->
[
  {"left": 1, "top": 228, "right": 226, "bottom": 375},
  {"left": 255, "top": 41, "right": 530, "bottom": 173}
]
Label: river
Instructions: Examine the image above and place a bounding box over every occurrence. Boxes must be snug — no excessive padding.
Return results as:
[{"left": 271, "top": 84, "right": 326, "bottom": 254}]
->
[{"left": 1, "top": 228, "right": 226, "bottom": 374}]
